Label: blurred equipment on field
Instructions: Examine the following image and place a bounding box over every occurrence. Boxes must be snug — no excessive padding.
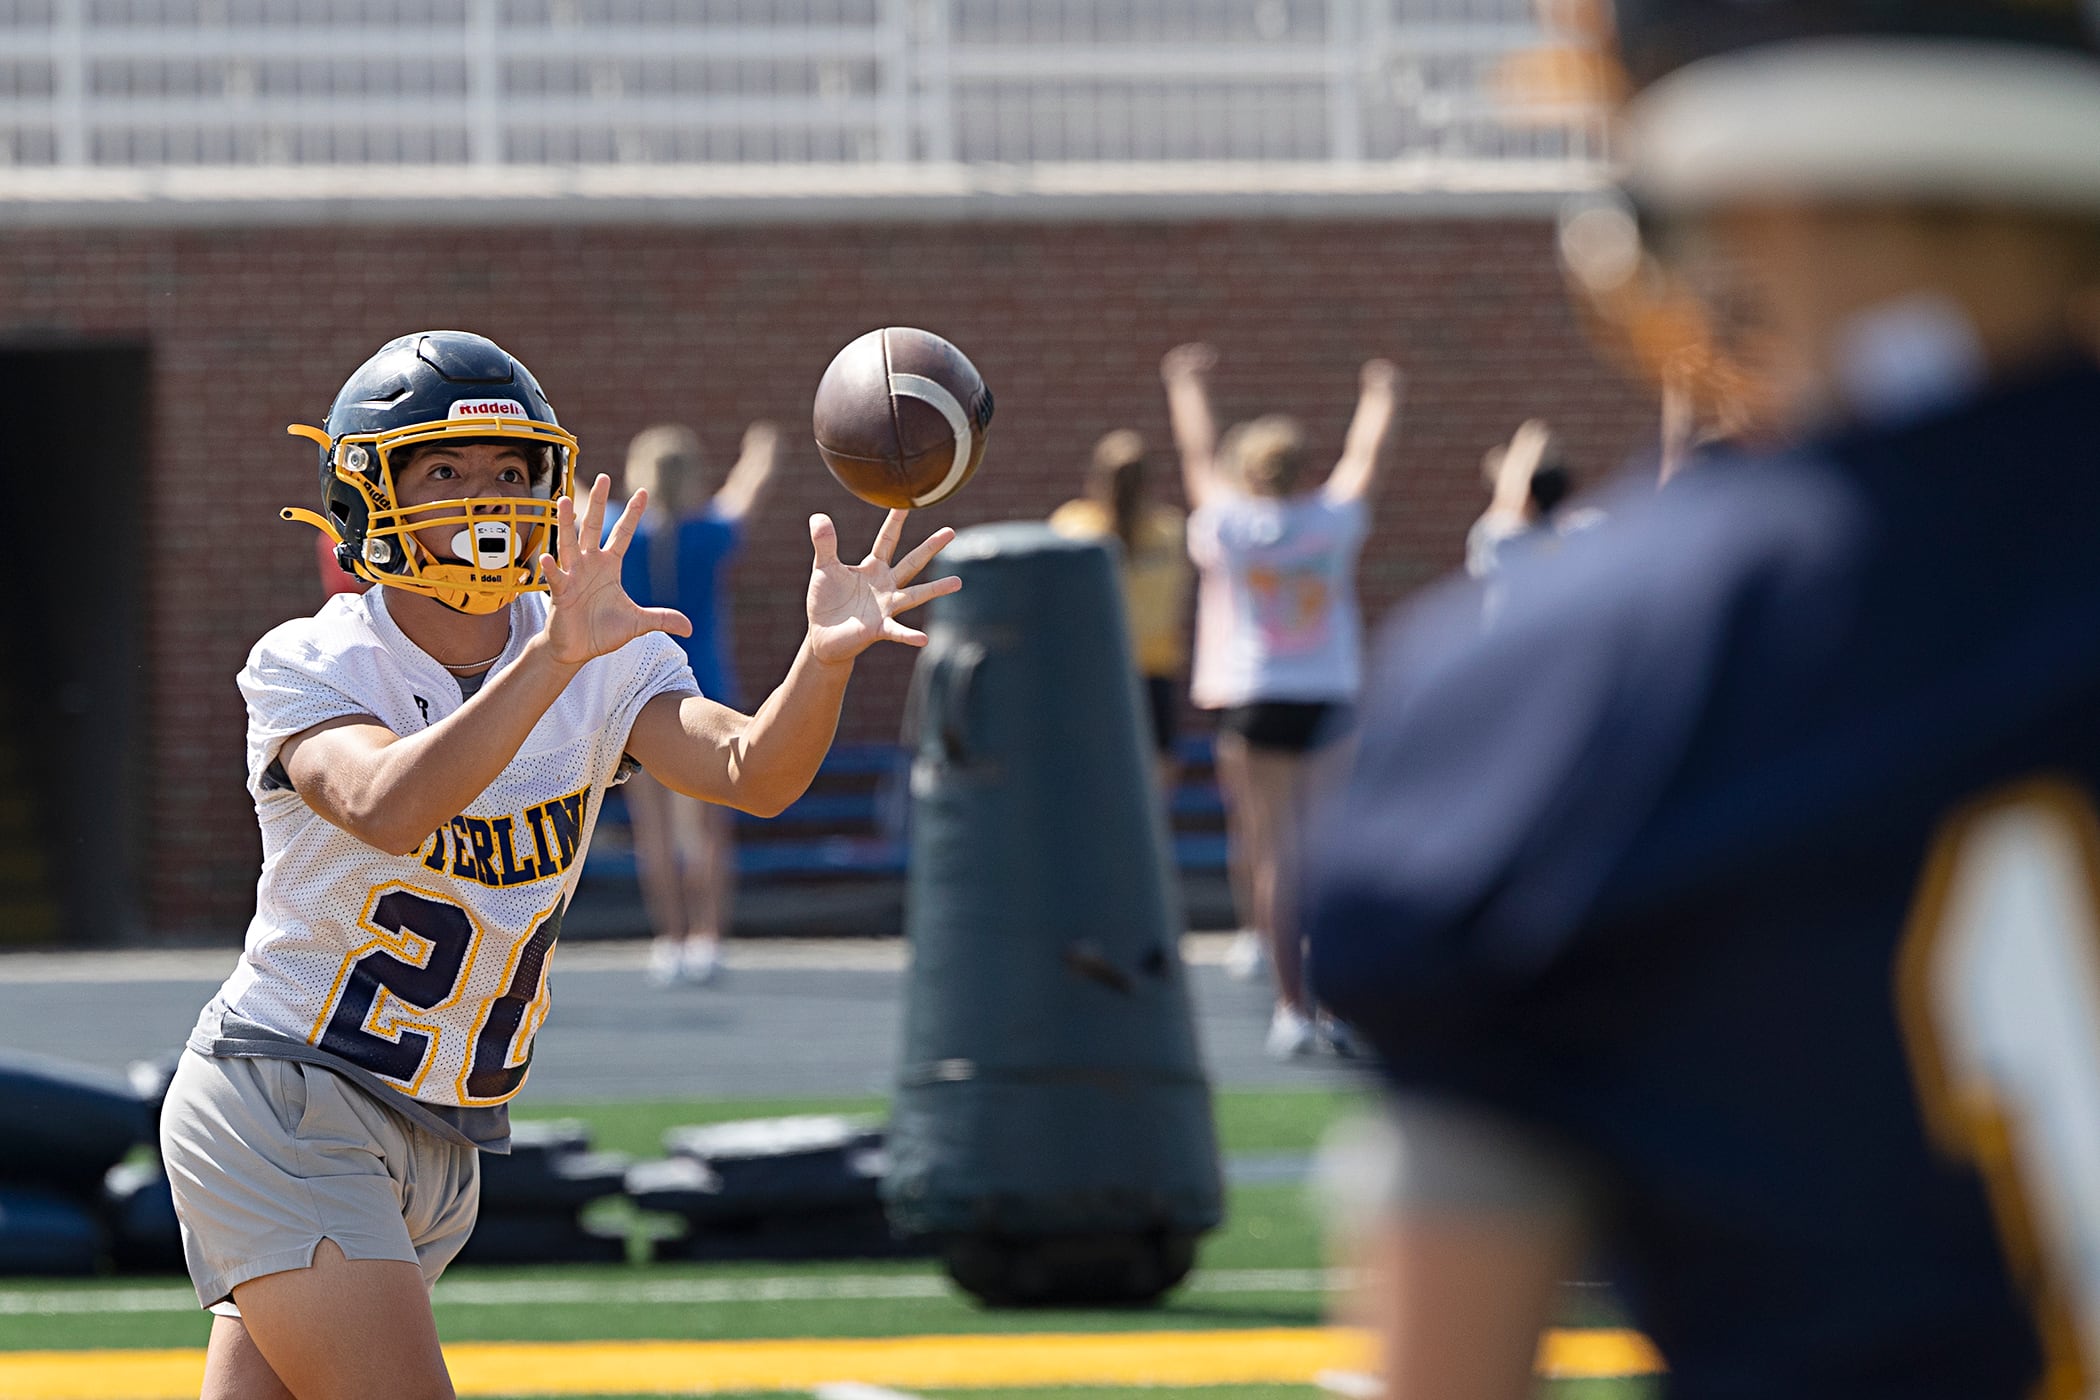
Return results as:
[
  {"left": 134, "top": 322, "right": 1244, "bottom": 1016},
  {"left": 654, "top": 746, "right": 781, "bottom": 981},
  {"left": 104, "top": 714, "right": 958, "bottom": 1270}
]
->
[
  {"left": 0, "top": 1050, "right": 161, "bottom": 1274},
  {"left": 812, "top": 328, "right": 994, "bottom": 511},
  {"left": 101, "top": 1160, "right": 185, "bottom": 1272},
  {"left": 456, "top": 1118, "right": 631, "bottom": 1265},
  {"left": 884, "top": 523, "right": 1224, "bottom": 1306},
  {"left": 0, "top": 1051, "right": 150, "bottom": 1196},
  {"left": 0, "top": 1188, "right": 101, "bottom": 1276},
  {"left": 634, "top": 1113, "right": 931, "bottom": 1262}
]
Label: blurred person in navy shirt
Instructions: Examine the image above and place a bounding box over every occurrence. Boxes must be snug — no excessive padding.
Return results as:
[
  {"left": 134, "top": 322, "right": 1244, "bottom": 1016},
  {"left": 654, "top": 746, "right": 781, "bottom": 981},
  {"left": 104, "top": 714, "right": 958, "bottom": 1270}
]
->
[
  {"left": 620, "top": 421, "right": 780, "bottom": 986},
  {"left": 1304, "top": 1, "right": 2100, "bottom": 1395}
]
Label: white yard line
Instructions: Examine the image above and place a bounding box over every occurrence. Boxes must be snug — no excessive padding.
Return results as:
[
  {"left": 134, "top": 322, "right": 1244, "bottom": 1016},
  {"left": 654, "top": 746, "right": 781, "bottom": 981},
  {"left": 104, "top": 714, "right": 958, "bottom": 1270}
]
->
[
  {"left": 0, "top": 1266, "right": 1344, "bottom": 1317},
  {"left": 815, "top": 1383, "right": 929, "bottom": 1400}
]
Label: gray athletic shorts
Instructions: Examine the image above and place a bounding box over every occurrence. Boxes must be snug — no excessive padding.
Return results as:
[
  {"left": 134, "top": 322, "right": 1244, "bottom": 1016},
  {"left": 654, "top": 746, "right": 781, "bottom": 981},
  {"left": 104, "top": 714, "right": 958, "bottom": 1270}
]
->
[{"left": 160, "top": 1049, "right": 480, "bottom": 1313}]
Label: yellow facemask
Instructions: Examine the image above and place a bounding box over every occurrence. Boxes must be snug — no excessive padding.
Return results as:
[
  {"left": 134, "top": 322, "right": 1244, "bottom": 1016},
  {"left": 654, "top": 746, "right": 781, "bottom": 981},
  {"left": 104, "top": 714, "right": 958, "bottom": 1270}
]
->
[{"left": 283, "top": 416, "right": 582, "bottom": 616}]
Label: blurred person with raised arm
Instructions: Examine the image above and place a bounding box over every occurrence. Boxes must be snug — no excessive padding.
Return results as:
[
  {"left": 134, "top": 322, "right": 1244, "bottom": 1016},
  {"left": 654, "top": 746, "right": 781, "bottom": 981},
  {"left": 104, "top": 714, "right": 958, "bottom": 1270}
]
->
[
  {"left": 619, "top": 421, "right": 779, "bottom": 987},
  {"left": 1164, "top": 344, "right": 1401, "bottom": 1058}
]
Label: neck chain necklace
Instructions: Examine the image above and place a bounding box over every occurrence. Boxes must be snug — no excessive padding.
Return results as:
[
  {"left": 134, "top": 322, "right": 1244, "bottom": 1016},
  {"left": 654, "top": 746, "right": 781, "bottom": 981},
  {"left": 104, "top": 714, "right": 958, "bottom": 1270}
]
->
[{"left": 441, "top": 645, "right": 508, "bottom": 675}]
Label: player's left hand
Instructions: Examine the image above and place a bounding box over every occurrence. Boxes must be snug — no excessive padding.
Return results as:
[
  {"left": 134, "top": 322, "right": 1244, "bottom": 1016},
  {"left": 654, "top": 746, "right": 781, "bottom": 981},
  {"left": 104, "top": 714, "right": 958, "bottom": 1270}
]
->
[
  {"left": 805, "top": 509, "right": 960, "bottom": 663},
  {"left": 540, "top": 473, "right": 694, "bottom": 667}
]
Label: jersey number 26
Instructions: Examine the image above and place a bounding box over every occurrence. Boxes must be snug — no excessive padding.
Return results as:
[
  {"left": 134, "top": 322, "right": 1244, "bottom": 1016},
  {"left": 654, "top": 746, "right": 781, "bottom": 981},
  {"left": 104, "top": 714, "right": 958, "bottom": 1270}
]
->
[{"left": 314, "top": 885, "right": 560, "bottom": 1104}]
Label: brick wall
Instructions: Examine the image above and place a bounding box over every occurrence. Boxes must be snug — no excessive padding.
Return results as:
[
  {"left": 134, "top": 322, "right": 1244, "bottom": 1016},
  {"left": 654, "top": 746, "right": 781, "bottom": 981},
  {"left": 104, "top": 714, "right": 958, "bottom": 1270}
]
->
[{"left": 0, "top": 217, "right": 1657, "bottom": 938}]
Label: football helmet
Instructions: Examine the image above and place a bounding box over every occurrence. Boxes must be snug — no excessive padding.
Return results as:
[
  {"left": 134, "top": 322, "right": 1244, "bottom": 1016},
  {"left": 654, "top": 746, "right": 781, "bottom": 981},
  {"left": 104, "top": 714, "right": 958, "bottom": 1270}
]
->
[{"left": 283, "top": 331, "right": 579, "bottom": 616}]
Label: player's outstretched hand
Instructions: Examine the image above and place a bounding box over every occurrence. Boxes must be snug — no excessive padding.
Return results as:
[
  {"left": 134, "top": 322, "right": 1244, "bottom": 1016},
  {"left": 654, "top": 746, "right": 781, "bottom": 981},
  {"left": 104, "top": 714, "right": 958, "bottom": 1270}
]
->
[
  {"left": 541, "top": 473, "right": 694, "bottom": 667},
  {"left": 805, "top": 509, "right": 960, "bottom": 664}
]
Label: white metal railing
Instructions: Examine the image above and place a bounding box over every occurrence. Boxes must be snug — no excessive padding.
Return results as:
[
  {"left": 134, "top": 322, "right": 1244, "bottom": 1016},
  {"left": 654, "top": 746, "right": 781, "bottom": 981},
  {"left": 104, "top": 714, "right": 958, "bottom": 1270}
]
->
[{"left": 0, "top": 0, "right": 1606, "bottom": 180}]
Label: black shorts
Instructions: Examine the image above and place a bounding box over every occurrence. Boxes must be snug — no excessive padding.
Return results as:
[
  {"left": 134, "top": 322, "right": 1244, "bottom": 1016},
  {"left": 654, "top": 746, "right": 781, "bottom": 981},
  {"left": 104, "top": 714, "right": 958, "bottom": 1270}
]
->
[
  {"left": 1217, "top": 700, "right": 1351, "bottom": 754},
  {"left": 1143, "top": 677, "right": 1180, "bottom": 756}
]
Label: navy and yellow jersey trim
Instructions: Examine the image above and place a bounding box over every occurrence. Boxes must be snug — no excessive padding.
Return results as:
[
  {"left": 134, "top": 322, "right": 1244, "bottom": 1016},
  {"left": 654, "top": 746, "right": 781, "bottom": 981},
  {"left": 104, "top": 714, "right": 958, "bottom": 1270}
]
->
[{"left": 1899, "top": 777, "right": 2100, "bottom": 1400}]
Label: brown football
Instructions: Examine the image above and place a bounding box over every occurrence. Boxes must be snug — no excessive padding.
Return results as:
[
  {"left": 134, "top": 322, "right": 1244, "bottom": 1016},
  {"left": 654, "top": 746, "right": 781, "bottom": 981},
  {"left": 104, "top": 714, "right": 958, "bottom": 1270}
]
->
[{"left": 812, "top": 327, "right": 994, "bottom": 510}]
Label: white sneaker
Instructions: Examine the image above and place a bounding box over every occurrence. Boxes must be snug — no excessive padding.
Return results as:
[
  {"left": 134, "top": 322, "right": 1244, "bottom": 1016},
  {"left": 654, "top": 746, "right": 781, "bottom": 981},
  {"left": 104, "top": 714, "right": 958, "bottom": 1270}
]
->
[
  {"left": 646, "top": 940, "right": 683, "bottom": 988},
  {"left": 1318, "top": 1014, "right": 1368, "bottom": 1060},
  {"left": 1265, "top": 1005, "right": 1318, "bottom": 1060},
  {"left": 1225, "top": 930, "right": 1268, "bottom": 982},
  {"left": 680, "top": 939, "right": 722, "bottom": 986}
]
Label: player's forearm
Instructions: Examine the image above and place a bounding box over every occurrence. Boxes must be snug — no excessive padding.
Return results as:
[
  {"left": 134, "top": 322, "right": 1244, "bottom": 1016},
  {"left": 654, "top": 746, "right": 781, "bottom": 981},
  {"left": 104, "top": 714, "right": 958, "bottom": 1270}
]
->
[
  {"left": 719, "top": 634, "right": 854, "bottom": 817},
  {"left": 1344, "top": 388, "right": 1398, "bottom": 464},
  {"left": 1331, "top": 391, "right": 1399, "bottom": 498},
  {"left": 1163, "top": 377, "right": 1219, "bottom": 502},
  {"left": 717, "top": 444, "right": 780, "bottom": 520},
  {"left": 324, "top": 637, "right": 582, "bottom": 853}
]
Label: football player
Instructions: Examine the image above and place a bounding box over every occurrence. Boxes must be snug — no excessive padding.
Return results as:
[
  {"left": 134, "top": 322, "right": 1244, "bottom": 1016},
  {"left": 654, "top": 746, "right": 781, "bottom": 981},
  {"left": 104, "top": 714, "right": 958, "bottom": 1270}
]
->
[
  {"left": 159, "top": 330, "right": 958, "bottom": 1399},
  {"left": 1304, "top": 1, "right": 2100, "bottom": 1396}
]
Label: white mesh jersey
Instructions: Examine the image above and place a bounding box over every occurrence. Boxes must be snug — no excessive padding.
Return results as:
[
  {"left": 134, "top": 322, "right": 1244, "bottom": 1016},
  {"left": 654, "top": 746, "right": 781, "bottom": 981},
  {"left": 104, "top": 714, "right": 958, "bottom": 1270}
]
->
[{"left": 213, "top": 588, "right": 697, "bottom": 1108}]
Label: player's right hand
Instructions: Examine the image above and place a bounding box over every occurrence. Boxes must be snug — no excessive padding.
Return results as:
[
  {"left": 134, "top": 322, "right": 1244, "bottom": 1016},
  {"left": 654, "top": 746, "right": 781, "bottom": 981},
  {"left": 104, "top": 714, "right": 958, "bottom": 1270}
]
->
[
  {"left": 539, "top": 473, "right": 693, "bottom": 667},
  {"left": 803, "top": 509, "right": 960, "bottom": 664}
]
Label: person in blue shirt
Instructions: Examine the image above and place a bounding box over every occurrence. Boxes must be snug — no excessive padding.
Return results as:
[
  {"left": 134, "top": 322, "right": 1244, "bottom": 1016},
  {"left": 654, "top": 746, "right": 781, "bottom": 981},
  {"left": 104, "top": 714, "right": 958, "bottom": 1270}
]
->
[
  {"left": 620, "top": 421, "right": 780, "bottom": 986},
  {"left": 1304, "top": 1, "right": 2100, "bottom": 1395}
]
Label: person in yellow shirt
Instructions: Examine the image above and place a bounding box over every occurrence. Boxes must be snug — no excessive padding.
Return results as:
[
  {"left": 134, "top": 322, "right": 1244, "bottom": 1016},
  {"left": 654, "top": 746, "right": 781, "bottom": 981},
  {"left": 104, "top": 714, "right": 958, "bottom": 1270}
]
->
[{"left": 1050, "top": 429, "right": 1192, "bottom": 799}]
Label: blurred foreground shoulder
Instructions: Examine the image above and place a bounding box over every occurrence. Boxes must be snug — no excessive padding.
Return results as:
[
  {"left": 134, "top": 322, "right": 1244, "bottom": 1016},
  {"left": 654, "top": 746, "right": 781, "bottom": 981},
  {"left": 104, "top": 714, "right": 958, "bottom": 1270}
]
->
[{"left": 1304, "top": 450, "right": 1871, "bottom": 1044}]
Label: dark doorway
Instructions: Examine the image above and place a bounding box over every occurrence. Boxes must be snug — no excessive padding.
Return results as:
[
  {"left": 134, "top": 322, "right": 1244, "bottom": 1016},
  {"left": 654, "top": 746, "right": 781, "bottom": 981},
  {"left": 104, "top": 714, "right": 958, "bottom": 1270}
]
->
[{"left": 0, "top": 345, "right": 149, "bottom": 946}]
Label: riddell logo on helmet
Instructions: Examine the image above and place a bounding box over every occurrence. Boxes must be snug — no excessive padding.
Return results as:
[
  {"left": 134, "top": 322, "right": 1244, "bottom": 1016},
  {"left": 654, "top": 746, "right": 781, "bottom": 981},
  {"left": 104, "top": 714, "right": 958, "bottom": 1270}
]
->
[{"left": 449, "top": 399, "right": 529, "bottom": 421}]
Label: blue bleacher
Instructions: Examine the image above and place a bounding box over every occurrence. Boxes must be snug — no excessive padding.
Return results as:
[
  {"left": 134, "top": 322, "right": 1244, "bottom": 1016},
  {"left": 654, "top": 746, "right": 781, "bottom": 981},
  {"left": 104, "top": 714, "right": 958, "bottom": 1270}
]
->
[{"left": 584, "top": 737, "right": 1227, "bottom": 885}]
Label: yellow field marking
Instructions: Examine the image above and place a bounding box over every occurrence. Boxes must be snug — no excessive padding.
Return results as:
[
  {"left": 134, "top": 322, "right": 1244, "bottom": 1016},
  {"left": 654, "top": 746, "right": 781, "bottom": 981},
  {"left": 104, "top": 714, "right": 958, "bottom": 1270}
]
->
[
  {"left": 0, "top": 1347, "right": 206, "bottom": 1400},
  {"left": 0, "top": 1326, "right": 1660, "bottom": 1399},
  {"left": 1537, "top": 1328, "right": 1664, "bottom": 1380}
]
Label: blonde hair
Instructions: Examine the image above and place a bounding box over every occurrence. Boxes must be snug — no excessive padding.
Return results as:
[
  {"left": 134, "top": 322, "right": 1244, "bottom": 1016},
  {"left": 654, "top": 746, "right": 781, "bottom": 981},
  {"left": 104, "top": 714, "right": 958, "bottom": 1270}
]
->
[
  {"left": 1088, "top": 429, "right": 1149, "bottom": 549},
  {"left": 623, "top": 424, "right": 706, "bottom": 517},
  {"left": 1220, "top": 414, "right": 1306, "bottom": 497}
]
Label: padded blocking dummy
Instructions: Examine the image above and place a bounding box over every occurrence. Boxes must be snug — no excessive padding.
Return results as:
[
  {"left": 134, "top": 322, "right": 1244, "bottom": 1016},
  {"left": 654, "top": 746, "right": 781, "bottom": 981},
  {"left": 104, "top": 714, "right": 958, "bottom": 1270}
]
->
[{"left": 882, "top": 523, "right": 1224, "bottom": 1305}]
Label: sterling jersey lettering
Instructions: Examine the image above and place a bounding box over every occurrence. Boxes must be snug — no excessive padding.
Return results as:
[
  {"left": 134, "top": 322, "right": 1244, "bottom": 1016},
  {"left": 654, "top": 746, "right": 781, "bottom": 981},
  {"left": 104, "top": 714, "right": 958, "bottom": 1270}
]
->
[{"left": 213, "top": 588, "right": 696, "bottom": 1108}]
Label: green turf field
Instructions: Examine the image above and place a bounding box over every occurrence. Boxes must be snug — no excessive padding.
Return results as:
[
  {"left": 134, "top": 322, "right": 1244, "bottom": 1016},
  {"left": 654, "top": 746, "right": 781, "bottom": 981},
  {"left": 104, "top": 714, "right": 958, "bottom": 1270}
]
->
[{"left": 0, "top": 1089, "right": 1657, "bottom": 1398}]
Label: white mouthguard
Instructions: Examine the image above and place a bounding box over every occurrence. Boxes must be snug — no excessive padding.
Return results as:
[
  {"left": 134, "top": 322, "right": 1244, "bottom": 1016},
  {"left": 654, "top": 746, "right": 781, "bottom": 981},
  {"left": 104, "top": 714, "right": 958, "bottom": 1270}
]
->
[{"left": 452, "top": 521, "right": 516, "bottom": 569}]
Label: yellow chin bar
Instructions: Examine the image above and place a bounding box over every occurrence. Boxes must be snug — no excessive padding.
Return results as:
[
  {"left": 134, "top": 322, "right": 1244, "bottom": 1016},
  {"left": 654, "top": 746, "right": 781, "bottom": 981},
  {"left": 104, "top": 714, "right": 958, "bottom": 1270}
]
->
[{"left": 283, "top": 417, "right": 581, "bottom": 615}]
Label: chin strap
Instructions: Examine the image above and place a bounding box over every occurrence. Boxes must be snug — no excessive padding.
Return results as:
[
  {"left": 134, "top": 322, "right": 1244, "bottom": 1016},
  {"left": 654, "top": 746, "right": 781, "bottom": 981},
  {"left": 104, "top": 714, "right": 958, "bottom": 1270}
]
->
[{"left": 281, "top": 506, "right": 343, "bottom": 545}]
